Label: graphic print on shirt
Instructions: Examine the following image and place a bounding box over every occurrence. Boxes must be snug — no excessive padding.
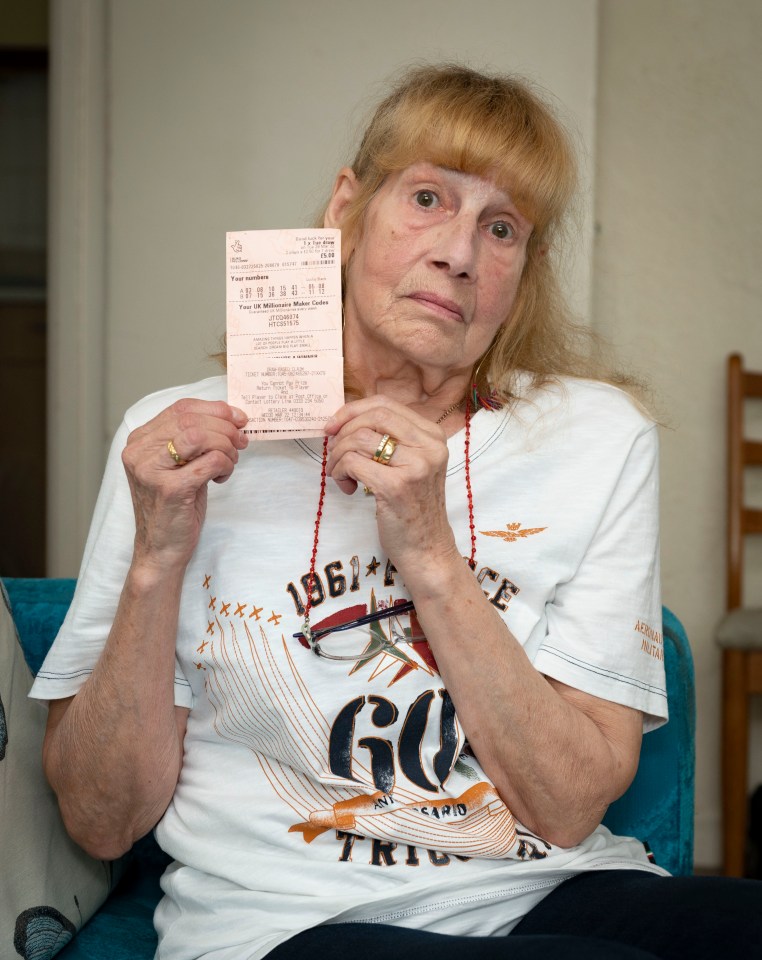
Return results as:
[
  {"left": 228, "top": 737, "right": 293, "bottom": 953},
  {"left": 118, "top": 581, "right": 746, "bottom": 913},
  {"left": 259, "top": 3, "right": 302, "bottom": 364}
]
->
[
  {"left": 294, "top": 591, "right": 440, "bottom": 686},
  {"left": 480, "top": 523, "right": 547, "bottom": 542},
  {"left": 198, "top": 574, "right": 552, "bottom": 863}
]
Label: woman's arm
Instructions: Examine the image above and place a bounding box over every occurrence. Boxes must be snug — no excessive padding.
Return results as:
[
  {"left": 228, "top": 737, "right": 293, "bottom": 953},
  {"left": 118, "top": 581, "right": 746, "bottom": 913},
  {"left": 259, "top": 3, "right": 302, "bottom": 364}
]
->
[
  {"left": 391, "top": 554, "right": 642, "bottom": 848},
  {"left": 326, "top": 395, "right": 650, "bottom": 848},
  {"left": 43, "top": 565, "right": 190, "bottom": 860},
  {"left": 42, "top": 399, "right": 248, "bottom": 859}
]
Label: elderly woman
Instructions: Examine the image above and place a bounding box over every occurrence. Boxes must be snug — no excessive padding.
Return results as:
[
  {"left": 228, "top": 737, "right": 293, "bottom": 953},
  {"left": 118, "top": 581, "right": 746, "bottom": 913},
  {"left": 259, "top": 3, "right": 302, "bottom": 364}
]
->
[{"left": 32, "top": 66, "right": 759, "bottom": 960}]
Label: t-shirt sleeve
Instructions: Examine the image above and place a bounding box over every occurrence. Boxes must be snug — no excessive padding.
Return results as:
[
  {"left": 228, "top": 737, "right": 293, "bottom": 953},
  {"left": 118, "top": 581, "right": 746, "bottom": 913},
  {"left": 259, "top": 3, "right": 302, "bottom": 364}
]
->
[
  {"left": 29, "top": 418, "right": 193, "bottom": 708},
  {"left": 531, "top": 422, "right": 667, "bottom": 731}
]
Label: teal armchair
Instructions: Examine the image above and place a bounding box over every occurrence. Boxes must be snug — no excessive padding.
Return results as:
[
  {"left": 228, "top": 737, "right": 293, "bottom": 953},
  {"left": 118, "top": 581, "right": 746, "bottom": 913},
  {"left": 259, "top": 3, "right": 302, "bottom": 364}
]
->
[{"left": 2, "top": 577, "right": 695, "bottom": 959}]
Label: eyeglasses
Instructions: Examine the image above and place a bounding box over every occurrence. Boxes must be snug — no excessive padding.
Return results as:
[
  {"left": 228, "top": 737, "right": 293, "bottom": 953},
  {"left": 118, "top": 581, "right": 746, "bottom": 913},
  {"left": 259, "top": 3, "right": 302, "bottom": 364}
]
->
[{"left": 293, "top": 599, "right": 420, "bottom": 661}]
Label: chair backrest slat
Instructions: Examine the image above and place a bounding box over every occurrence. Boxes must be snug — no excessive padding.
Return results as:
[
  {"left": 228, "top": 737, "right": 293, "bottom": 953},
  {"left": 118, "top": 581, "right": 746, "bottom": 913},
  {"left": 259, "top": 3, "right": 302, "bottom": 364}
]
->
[
  {"left": 743, "top": 509, "right": 762, "bottom": 536},
  {"left": 745, "top": 441, "right": 762, "bottom": 466},
  {"left": 727, "top": 353, "right": 762, "bottom": 611},
  {"left": 743, "top": 371, "right": 762, "bottom": 399}
]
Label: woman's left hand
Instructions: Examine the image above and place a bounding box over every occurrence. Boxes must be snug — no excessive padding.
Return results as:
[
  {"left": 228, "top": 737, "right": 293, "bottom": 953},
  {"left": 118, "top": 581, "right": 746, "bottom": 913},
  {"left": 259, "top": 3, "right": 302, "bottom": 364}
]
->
[{"left": 324, "top": 396, "right": 461, "bottom": 573}]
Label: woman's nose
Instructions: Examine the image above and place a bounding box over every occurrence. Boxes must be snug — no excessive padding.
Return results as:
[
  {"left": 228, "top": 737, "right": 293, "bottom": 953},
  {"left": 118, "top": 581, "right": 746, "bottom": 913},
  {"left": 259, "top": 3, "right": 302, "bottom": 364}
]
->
[{"left": 429, "top": 216, "right": 478, "bottom": 279}]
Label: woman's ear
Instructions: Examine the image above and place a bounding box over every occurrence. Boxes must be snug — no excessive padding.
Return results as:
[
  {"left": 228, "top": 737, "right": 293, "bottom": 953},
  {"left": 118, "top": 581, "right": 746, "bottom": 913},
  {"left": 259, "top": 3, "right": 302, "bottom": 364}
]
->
[{"left": 324, "top": 167, "right": 359, "bottom": 230}]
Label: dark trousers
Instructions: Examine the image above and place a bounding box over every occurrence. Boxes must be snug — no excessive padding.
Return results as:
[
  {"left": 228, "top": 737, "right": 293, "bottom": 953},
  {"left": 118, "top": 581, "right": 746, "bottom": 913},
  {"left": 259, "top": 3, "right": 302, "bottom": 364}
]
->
[{"left": 268, "top": 870, "right": 762, "bottom": 959}]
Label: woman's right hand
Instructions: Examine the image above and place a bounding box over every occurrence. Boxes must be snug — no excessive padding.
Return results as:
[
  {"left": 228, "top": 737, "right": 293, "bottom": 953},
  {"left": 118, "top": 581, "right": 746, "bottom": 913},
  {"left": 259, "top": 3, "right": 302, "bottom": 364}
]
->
[{"left": 122, "top": 398, "right": 249, "bottom": 571}]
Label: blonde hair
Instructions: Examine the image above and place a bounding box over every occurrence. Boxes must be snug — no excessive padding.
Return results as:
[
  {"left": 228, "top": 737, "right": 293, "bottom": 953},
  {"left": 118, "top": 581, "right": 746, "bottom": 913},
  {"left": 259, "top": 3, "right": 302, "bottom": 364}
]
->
[{"left": 321, "top": 63, "right": 638, "bottom": 402}]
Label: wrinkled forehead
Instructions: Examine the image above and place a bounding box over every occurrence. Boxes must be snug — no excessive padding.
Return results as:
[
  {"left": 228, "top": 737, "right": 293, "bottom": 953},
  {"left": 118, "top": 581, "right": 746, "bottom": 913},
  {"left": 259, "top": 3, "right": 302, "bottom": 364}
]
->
[{"left": 380, "top": 161, "right": 530, "bottom": 222}]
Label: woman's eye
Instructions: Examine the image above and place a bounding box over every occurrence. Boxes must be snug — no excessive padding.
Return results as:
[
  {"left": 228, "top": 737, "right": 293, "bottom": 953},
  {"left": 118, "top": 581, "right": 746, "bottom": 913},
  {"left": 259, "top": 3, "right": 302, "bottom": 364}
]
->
[
  {"left": 414, "top": 190, "right": 438, "bottom": 208},
  {"left": 490, "top": 221, "right": 515, "bottom": 240}
]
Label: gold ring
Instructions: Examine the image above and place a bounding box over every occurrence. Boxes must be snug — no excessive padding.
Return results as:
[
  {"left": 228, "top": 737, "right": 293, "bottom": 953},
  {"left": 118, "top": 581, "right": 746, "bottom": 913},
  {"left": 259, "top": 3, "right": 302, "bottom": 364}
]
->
[
  {"left": 376, "top": 437, "right": 397, "bottom": 464},
  {"left": 167, "top": 439, "right": 188, "bottom": 466},
  {"left": 363, "top": 485, "right": 374, "bottom": 496},
  {"left": 372, "top": 434, "right": 391, "bottom": 462},
  {"left": 372, "top": 434, "right": 398, "bottom": 465}
]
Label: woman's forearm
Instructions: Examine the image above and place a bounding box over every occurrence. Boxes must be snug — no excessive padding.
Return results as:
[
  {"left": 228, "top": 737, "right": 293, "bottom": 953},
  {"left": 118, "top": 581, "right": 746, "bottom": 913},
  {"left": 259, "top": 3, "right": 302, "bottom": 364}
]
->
[
  {"left": 403, "top": 550, "right": 642, "bottom": 848},
  {"left": 43, "top": 561, "right": 188, "bottom": 860}
]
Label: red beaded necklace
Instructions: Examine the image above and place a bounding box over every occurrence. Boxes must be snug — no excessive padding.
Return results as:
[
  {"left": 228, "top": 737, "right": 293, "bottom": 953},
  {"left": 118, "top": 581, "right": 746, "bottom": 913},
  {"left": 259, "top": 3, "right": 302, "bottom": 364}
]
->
[{"left": 301, "top": 397, "right": 477, "bottom": 639}]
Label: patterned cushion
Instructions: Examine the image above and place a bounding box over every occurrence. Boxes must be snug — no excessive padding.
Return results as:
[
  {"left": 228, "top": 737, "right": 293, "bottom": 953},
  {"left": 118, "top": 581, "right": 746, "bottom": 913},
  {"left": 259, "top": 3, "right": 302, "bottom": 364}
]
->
[{"left": 0, "top": 584, "right": 116, "bottom": 960}]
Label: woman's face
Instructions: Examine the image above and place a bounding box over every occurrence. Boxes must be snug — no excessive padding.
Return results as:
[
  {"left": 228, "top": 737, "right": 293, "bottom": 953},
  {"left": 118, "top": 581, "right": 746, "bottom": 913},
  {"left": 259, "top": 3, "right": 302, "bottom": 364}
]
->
[{"left": 338, "top": 162, "right": 533, "bottom": 377}]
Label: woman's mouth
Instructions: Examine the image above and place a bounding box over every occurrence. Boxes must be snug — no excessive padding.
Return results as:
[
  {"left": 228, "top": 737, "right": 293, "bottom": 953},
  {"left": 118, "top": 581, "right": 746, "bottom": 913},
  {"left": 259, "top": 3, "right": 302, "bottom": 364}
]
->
[{"left": 407, "top": 292, "right": 464, "bottom": 322}]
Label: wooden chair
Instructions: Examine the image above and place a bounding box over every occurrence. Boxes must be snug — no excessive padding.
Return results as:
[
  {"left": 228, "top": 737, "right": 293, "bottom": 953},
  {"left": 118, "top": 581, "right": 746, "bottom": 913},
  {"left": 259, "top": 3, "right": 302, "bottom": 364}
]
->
[{"left": 716, "top": 353, "right": 762, "bottom": 876}]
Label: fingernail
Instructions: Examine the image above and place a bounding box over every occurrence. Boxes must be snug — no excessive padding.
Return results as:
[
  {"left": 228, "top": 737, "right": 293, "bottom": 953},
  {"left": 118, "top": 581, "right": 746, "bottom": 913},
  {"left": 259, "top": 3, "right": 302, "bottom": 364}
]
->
[{"left": 232, "top": 407, "right": 248, "bottom": 425}]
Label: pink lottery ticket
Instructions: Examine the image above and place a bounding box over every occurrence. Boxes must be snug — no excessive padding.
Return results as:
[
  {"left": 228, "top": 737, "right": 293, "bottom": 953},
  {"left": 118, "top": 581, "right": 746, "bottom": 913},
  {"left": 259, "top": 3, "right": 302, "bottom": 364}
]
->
[{"left": 226, "top": 228, "right": 344, "bottom": 439}]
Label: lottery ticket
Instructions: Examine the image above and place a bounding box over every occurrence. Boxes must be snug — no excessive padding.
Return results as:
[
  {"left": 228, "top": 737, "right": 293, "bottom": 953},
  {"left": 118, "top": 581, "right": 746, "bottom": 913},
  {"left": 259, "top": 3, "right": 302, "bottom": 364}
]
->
[{"left": 226, "top": 228, "right": 343, "bottom": 439}]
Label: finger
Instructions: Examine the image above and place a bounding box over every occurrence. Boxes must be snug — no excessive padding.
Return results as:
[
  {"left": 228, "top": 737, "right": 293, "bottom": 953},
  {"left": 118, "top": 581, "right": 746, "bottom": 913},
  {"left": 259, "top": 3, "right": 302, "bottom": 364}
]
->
[
  {"left": 130, "top": 400, "right": 249, "bottom": 452},
  {"left": 326, "top": 412, "right": 437, "bottom": 472},
  {"left": 326, "top": 411, "right": 446, "bottom": 483},
  {"left": 125, "top": 432, "right": 239, "bottom": 487},
  {"left": 329, "top": 445, "right": 426, "bottom": 498},
  {"left": 325, "top": 395, "right": 443, "bottom": 441},
  {"left": 329, "top": 435, "right": 446, "bottom": 506},
  {"left": 125, "top": 437, "right": 239, "bottom": 493},
  {"left": 131, "top": 404, "right": 248, "bottom": 467},
  {"left": 168, "top": 397, "right": 249, "bottom": 428},
  {"left": 124, "top": 415, "right": 250, "bottom": 502},
  {"left": 326, "top": 425, "right": 390, "bottom": 467},
  {"left": 160, "top": 417, "right": 243, "bottom": 466}
]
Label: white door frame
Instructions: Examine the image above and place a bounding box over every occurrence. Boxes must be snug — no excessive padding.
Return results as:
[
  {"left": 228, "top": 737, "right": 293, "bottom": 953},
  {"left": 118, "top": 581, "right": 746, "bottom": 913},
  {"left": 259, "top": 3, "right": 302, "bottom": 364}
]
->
[{"left": 47, "top": 0, "right": 108, "bottom": 576}]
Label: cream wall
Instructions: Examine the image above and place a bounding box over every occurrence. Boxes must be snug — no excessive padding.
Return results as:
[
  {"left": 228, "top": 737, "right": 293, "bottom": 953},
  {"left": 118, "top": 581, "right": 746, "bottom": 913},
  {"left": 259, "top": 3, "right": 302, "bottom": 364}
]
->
[
  {"left": 594, "top": 0, "right": 762, "bottom": 867},
  {"left": 49, "top": 0, "right": 599, "bottom": 563}
]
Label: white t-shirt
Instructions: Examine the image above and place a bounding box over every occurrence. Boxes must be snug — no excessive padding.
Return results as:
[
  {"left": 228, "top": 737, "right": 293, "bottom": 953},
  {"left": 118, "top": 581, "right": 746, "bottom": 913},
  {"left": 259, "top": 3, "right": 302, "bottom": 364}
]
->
[{"left": 31, "top": 374, "right": 668, "bottom": 960}]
